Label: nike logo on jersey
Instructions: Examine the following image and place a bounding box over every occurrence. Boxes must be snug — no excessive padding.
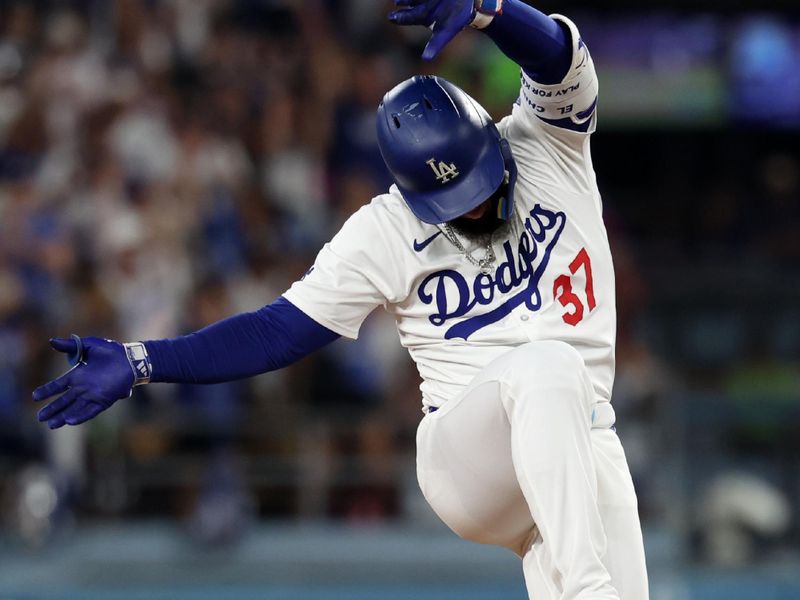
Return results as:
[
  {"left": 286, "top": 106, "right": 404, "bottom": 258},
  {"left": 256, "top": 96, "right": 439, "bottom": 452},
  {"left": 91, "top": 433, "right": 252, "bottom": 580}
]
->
[
  {"left": 413, "top": 231, "right": 443, "bottom": 252},
  {"left": 417, "top": 204, "right": 566, "bottom": 340}
]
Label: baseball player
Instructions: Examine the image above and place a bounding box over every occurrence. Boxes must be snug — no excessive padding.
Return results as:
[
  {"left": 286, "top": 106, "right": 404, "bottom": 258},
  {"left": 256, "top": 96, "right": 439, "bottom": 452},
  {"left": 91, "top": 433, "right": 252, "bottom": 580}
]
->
[{"left": 33, "top": 1, "right": 649, "bottom": 597}]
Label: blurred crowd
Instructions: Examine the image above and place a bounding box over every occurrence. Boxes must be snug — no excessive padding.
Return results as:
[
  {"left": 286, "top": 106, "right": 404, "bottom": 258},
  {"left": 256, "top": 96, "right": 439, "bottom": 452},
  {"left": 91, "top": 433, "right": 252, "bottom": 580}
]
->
[
  {"left": 0, "top": 0, "right": 519, "bottom": 534},
  {"left": 0, "top": 0, "right": 798, "bottom": 565},
  {"left": 0, "top": 0, "right": 430, "bottom": 527}
]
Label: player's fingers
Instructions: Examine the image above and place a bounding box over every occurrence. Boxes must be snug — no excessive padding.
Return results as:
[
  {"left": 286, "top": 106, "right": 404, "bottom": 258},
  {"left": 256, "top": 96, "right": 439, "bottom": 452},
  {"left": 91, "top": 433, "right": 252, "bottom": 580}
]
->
[
  {"left": 32, "top": 371, "right": 73, "bottom": 402},
  {"left": 388, "top": 4, "right": 432, "bottom": 26},
  {"left": 49, "top": 337, "right": 78, "bottom": 354},
  {"left": 50, "top": 334, "right": 84, "bottom": 366},
  {"left": 63, "top": 400, "right": 105, "bottom": 426},
  {"left": 47, "top": 412, "right": 68, "bottom": 430},
  {"left": 422, "top": 24, "right": 461, "bottom": 60},
  {"left": 37, "top": 388, "right": 79, "bottom": 422}
]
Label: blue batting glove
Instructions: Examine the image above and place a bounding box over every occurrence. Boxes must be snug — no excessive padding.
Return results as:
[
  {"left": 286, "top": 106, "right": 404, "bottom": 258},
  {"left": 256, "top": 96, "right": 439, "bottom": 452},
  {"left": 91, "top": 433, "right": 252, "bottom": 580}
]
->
[
  {"left": 32, "top": 336, "right": 152, "bottom": 429},
  {"left": 388, "top": 0, "right": 476, "bottom": 61}
]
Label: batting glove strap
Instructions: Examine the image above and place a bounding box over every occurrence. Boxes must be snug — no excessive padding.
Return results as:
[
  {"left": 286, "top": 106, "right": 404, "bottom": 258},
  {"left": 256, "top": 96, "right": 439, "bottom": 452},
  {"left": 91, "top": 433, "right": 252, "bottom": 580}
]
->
[
  {"left": 471, "top": 0, "right": 503, "bottom": 29},
  {"left": 123, "top": 342, "right": 152, "bottom": 386}
]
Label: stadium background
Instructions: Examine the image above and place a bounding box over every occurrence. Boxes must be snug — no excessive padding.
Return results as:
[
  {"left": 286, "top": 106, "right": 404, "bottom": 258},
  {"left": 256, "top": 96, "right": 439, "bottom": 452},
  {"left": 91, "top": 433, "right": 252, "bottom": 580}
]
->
[{"left": 1, "top": 0, "right": 799, "bottom": 598}]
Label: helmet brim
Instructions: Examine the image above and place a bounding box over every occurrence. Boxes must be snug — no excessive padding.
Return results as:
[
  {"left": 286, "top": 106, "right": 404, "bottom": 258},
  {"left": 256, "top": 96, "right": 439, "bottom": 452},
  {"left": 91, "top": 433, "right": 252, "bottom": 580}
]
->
[{"left": 397, "top": 141, "right": 506, "bottom": 225}]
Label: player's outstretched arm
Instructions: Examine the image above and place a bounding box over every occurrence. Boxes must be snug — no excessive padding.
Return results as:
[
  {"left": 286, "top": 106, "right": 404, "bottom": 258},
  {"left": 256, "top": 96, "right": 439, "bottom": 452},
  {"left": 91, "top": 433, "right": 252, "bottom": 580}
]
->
[
  {"left": 32, "top": 298, "right": 340, "bottom": 429},
  {"left": 389, "top": 0, "right": 571, "bottom": 84}
]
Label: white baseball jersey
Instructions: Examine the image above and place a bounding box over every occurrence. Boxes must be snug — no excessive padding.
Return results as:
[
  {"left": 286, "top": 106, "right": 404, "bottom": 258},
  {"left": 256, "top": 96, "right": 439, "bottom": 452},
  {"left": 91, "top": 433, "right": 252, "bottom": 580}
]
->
[{"left": 284, "top": 16, "right": 615, "bottom": 411}]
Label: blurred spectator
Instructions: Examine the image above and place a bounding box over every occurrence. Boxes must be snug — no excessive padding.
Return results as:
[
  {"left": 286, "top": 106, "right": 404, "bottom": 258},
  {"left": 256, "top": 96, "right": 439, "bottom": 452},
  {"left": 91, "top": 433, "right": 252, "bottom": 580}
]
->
[{"left": 696, "top": 472, "right": 792, "bottom": 567}]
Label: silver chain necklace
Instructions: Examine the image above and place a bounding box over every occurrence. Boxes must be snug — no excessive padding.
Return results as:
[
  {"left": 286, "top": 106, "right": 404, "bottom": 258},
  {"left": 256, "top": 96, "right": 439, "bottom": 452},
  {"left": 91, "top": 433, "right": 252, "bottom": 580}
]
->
[{"left": 442, "top": 223, "right": 496, "bottom": 275}]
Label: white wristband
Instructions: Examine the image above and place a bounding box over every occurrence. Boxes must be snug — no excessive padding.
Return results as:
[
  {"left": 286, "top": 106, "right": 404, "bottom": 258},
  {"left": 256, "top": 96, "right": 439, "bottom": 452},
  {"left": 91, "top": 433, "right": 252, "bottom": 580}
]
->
[
  {"left": 470, "top": 0, "right": 503, "bottom": 29},
  {"left": 124, "top": 342, "right": 152, "bottom": 386}
]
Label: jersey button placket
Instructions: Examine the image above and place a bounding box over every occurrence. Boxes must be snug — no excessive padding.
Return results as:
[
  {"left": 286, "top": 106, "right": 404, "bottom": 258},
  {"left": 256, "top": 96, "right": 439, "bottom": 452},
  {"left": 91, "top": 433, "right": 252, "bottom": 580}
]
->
[{"left": 518, "top": 313, "right": 538, "bottom": 343}]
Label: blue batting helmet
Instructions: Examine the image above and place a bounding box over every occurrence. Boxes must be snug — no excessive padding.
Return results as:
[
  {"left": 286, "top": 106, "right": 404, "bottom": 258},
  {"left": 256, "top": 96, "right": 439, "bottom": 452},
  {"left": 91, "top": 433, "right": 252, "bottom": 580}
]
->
[{"left": 376, "top": 75, "right": 517, "bottom": 225}]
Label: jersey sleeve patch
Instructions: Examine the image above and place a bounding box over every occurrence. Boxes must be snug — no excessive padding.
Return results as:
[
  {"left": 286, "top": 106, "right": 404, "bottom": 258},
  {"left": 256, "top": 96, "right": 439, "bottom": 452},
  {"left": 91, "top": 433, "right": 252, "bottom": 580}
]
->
[
  {"left": 519, "top": 14, "right": 599, "bottom": 133},
  {"left": 536, "top": 96, "right": 597, "bottom": 133}
]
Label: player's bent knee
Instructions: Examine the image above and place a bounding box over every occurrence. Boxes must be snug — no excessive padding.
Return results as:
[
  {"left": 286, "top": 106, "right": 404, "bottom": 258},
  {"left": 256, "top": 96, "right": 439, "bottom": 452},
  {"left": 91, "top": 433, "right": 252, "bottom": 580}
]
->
[
  {"left": 501, "top": 340, "right": 587, "bottom": 387},
  {"left": 496, "top": 341, "right": 593, "bottom": 418}
]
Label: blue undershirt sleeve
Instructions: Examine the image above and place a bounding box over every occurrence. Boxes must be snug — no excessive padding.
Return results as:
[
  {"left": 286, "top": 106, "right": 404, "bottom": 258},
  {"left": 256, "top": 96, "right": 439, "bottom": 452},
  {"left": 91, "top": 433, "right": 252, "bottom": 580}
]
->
[
  {"left": 482, "top": 0, "right": 572, "bottom": 85},
  {"left": 143, "top": 297, "right": 340, "bottom": 384}
]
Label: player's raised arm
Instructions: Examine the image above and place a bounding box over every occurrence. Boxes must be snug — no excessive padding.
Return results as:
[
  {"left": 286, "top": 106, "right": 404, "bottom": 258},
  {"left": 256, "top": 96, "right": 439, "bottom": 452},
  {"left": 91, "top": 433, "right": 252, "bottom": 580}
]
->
[
  {"left": 390, "top": 0, "right": 598, "bottom": 132},
  {"left": 390, "top": 0, "right": 569, "bottom": 80}
]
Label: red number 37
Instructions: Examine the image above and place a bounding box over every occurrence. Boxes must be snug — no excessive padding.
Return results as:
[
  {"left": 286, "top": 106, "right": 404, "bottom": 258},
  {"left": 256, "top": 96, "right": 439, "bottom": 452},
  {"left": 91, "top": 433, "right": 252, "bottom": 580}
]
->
[{"left": 553, "top": 248, "right": 596, "bottom": 326}]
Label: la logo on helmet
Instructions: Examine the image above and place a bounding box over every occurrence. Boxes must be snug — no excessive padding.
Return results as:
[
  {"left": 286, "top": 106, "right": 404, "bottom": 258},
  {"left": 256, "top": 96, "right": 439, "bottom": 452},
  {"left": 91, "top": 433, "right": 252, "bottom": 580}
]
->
[{"left": 427, "top": 158, "right": 460, "bottom": 184}]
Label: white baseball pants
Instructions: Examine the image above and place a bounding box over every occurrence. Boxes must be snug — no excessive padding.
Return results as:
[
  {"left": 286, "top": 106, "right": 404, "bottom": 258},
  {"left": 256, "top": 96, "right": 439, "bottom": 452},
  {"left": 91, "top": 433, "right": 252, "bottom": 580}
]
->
[{"left": 416, "top": 340, "right": 649, "bottom": 599}]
